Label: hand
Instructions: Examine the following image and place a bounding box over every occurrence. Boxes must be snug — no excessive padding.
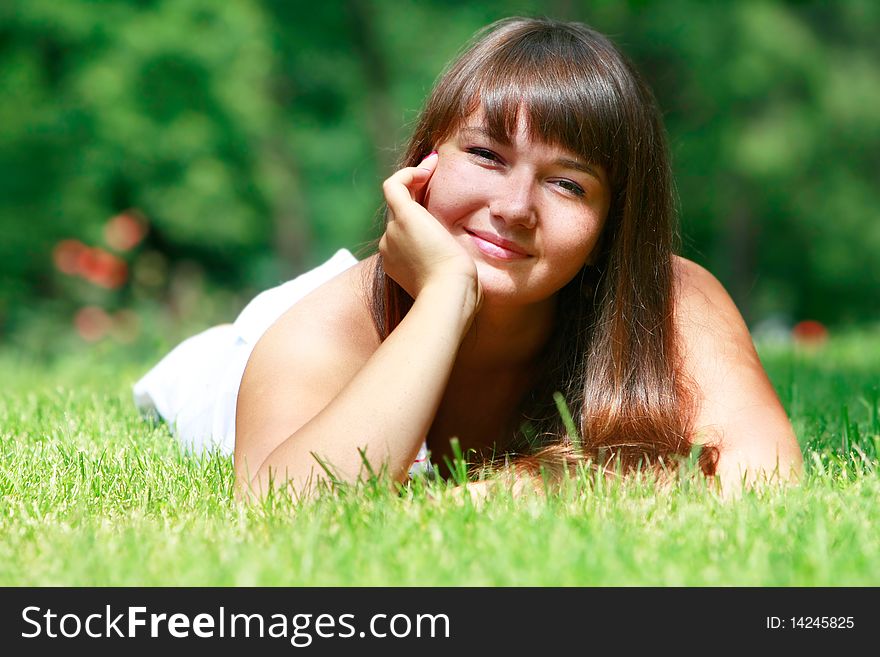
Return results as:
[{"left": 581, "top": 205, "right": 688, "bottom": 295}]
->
[{"left": 380, "top": 153, "right": 482, "bottom": 310}]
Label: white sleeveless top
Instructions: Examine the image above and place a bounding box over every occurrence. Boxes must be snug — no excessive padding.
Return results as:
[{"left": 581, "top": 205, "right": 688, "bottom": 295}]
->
[{"left": 133, "top": 249, "right": 433, "bottom": 477}]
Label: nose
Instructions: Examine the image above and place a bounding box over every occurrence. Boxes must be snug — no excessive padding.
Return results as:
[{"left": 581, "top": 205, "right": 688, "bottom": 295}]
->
[{"left": 488, "top": 169, "right": 537, "bottom": 229}]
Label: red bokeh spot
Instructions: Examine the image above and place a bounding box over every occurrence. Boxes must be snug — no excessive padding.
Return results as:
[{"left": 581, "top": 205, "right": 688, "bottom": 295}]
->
[
  {"left": 78, "top": 247, "right": 128, "bottom": 289},
  {"left": 104, "top": 211, "right": 148, "bottom": 252},
  {"left": 792, "top": 320, "right": 829, "bottom": 345},
  {"left": 74, "top": 306, "right": 113, "bottom": 342},
  {"left": 52, "top": 239, "right": 87, "bottom": 275}
]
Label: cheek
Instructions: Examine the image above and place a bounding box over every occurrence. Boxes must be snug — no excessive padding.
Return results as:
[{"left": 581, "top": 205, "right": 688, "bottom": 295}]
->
[
  {"left": 424, "top": 163, "right": 484, "bottom": 228},
  {"left": 545, "top": 219, "right": 604, "bottom": 270},
  {"left": 577, "top": 224, "right": 603, "bottom": 258}
]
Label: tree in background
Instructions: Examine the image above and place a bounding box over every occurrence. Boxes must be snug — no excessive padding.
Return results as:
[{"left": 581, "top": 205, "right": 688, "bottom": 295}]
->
[{"left": 1, "top": 0, "right": 877, "bottom": 347}]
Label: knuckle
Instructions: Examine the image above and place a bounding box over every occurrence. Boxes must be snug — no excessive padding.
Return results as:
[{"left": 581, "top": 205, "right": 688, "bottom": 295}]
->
[{"left": 385, "top": 171, "right": 405, "bottom": 185}]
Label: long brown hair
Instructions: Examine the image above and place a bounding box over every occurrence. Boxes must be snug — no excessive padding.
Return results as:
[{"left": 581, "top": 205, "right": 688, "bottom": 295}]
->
[{"left": 369, "top": 17, "right": 718, "bottom": 480}]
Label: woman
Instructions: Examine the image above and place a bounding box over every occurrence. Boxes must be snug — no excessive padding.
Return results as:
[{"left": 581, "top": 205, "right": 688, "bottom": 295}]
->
[{"left": 135, "top": 17, "right": 803, "bottom": 501}]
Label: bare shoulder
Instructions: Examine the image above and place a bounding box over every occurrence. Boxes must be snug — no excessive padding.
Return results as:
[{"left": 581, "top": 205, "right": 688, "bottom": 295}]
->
[
  {"left": 233, "top": 257, "right": 381, "bottom": 483},
  {"left": 673, "top": 256, "right": 747, "bottom": 334},
  {"left": 672, "top": 257, "right": 762, "bottom": 365},
  {"left": 671, "top": 256, "right": 803, "bottom": 490}
]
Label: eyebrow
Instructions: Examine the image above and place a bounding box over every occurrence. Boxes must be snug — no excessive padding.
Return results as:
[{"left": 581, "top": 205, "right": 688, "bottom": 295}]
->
[{"left": 459, "top": 126, "right": 603, "bottom": 181}]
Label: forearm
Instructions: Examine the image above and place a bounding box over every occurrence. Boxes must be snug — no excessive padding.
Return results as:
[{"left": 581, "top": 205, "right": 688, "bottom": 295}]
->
[{"left": 250, "top": 279, "right": 476, "bottom": 498}]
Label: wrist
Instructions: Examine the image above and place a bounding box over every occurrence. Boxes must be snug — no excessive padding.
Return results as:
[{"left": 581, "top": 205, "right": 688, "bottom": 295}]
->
[{"left": 417, "top": 275, "right": 481, "bottom": 324}]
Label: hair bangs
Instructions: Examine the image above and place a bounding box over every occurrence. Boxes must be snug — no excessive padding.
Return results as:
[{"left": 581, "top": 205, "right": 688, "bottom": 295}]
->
[{"left": 450, "top": 25, "right": 625, "bottom": 177}]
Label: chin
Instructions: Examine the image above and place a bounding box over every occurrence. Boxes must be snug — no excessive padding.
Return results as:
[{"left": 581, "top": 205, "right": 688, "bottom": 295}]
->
[{"left": 475, "top": 262, "right": 544, "bottom": 306}]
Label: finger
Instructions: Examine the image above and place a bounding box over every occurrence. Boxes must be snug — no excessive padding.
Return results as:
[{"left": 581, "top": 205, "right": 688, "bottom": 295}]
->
[
  {"left": 413, "top": 152, "right": 438, "bottom": 204},
  {"left": 416, "top": 151, "right": 439, "bottom": 172},
  {"left": 384, "top": 153, "right": 438, "bottom": 190},
  {"left": 383, "top": 153, "right": 439, "bottom": 211},
  {"left": 389, "top": 158, "right": 436, "bottom": 188},
  {"left": 383, "top": 170, "right": 431, "bottom": 210}
]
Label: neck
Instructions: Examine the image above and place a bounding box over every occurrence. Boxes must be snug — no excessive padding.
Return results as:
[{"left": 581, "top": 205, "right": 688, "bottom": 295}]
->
[{"left": 457, "top": 296, "right": 557, "bottom": 372}]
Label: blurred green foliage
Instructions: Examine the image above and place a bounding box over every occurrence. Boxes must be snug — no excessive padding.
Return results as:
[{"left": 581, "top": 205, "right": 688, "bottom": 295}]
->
[{"left": 1, "top": 0, "right": 878, "bottom": 345}]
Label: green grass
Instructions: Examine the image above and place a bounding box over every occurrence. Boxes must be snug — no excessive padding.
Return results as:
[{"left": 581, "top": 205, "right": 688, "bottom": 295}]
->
[{"left": 1, "top": 331, "right": 879, "bottom": 586}]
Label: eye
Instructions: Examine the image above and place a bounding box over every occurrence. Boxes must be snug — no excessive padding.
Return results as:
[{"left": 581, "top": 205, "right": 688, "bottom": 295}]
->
[
  {"left": 553, "top": 179, "right": 586, "bottom": 197},
  {"left": 466, "top": 147, "right": 502, "bottom": 163}
]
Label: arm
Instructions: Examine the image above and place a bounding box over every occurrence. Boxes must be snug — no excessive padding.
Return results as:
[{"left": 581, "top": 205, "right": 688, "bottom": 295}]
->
[
  {"left": 673, "top": 257, "right": 804, "bottom": 497},
  {"left": 237, "top": 153, "right": 481, "bottom": 501},
  {"left": 242, "top": 281, "right": 476, "bottom": 500}
]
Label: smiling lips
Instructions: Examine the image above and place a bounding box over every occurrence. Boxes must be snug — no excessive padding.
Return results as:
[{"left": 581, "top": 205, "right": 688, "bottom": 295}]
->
[{"left": 464, "top": 228, "right": 530, "bottom": 260}]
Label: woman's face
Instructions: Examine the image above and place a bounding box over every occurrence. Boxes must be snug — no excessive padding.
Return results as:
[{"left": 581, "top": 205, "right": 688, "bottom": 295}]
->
[{"left": 423, "top": 110, "right": 611, "bottom": 307}]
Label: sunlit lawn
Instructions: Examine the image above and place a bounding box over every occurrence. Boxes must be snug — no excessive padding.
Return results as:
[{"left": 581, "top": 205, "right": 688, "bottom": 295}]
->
[{"left": 1, "top": 330, "right": 878, "bottom": 586}]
